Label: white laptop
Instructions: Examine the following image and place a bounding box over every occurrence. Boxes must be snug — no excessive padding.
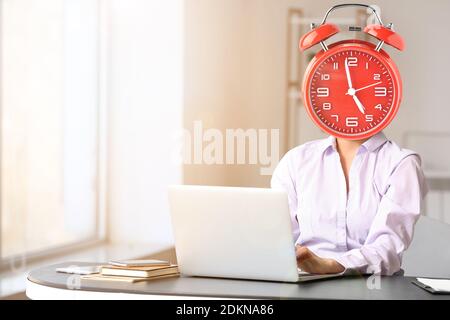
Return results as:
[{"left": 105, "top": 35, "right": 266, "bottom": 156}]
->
[{"left": 168, "top": 185, "right": 343, "bottom": 283}]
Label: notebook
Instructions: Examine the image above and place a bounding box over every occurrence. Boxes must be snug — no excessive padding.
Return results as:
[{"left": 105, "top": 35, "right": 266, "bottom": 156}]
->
[
  {"left": 412, "top": 278, "right": 450, "bottom": 294},
  {"left": 81, "top": 272, "right": 180, "bottom": 283},
  {"left": 101, "top": 264, "right": 179, "bottom": 278},
  {"left": 108, "top": 259, "right": 170, "bottom": 268}
]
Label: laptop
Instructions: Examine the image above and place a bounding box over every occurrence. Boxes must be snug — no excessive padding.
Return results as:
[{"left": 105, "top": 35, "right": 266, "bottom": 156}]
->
[{"left": 168, "top": 185, "right": 343, "bottom": 283}]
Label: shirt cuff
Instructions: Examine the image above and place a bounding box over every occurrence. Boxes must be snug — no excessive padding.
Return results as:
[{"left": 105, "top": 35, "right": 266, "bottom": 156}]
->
[{"left": 334, "top": 251, "right": 367, "bottom": 275}]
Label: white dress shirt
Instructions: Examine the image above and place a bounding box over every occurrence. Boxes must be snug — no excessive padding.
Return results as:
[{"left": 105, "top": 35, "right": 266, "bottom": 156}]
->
[{"left": 271, "top": 131, "right": 428, "bottom": 275}]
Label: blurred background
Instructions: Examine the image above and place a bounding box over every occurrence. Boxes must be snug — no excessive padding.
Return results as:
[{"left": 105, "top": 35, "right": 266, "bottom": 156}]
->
[{"left": 1, "top": 0, "right": 449, "bottom": 298}]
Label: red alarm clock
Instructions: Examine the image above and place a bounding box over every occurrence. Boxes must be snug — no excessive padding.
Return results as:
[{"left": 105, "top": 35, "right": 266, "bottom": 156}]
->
[{"left": 299, "top": 4, "right": 405, "bottom": 140}]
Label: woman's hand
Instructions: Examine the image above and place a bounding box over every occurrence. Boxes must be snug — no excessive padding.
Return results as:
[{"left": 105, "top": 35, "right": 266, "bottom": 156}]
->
[{"left": 296, "top": 245, "right": 345, "bottom": 274}]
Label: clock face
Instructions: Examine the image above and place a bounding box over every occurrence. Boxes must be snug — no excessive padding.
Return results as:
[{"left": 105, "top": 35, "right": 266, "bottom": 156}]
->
[{"left": 303, "top": 45, "right": 401, "bottom": 139}]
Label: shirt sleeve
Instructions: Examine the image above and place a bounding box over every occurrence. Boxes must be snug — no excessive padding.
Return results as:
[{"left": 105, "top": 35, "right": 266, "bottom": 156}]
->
[
  {"left": 334, "top": 154, "right": 429, "bottom": 275},
  {"left": 271, "top": 152, "right": 300, "bottom": 243}
]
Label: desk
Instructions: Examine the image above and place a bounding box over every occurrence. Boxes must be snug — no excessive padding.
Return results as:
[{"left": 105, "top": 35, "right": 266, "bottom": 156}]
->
[{"left": 26, "top": 262, "right": 450, "bottom": 300}]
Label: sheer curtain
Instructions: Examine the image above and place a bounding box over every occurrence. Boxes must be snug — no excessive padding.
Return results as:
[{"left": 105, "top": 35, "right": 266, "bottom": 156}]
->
[{"left": 1, "top": 0, "right": 100, "bottom": 259}]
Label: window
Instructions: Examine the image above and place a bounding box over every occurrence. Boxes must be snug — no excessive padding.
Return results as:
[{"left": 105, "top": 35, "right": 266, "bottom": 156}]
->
[{"left": 0, "top": 0, "right": 103, "bottom": 262}]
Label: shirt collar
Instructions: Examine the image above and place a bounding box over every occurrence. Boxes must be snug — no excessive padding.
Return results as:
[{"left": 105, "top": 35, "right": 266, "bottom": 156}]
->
[
  {"left": 317, "top": 135, "right": 336, "bottom": 154},
  {"left": 361, "top": 131, "right": 388, "bottom": 152},
  {"left": 318, "top": 131, "right": 388, "bottom": 154}
]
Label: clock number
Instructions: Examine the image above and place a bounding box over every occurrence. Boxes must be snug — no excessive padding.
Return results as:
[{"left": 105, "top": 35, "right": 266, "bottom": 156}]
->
[
  {"left": 331, "top": 114, "right": 339, "bottom": 122},
  {"left": 333, "top": 62, "right": 339, "bottom": 70},
  {"left": 365, "top": 62, "right": 369, "bottom": 70},
  {"left": 373, "top": 73, "right": 381, "bottom": 81},
  {"left": 322, "top": 102, "right": 331, "bottom": 110},
  {"left": 374, "top": 87, "right": 387, "bottom": 97},
  {"left": 316, "top": 87, "right": 329, "bottom": 97},
  {"left": 320, "top": 74, "right": 330, "bottom": 80},
  {"left": 346, "top": 117, "right": 359, "bottom": 127},
  {"left": 365, "top": 114, "right": 373, "bottom": 122},
  {"left": 347, "top": 57, "right": 358, "bottom": 67},
  {"left": 375, "top": 104, "right": 382, "bottom": 110}
]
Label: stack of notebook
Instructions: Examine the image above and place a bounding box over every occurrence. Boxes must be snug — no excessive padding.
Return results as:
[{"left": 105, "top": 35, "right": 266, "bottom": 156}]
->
[{"left": 81, "top": 260, "right": 180, "bottom": 283}]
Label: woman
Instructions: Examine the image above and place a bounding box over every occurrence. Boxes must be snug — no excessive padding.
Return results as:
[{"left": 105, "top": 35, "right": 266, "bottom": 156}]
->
[{"left": 271, "top": 131, "right": 428, "bottom": 275}]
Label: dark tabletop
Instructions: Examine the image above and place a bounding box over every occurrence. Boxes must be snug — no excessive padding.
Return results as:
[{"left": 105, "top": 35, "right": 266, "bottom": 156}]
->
[{"left": 27, "top": 261, "right": 450, "bottom": 300}]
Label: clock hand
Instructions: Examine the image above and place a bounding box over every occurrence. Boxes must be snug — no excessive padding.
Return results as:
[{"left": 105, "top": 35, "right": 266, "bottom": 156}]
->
[
  {"left": 344, "top": 58, "right": 353, "bottom": 89},
  {"left": 344, "top": 58, "right": 365, "bottom": 114},
  {"left": 352, "top": 94, "right": 366, "bottom": 114},
  {"left": 346, "top": 81, "right": 382, "bottom": 95}
]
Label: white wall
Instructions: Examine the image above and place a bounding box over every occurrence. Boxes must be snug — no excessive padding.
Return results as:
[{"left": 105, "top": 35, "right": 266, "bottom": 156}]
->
[
  {"left": 184, "top": 0, "right": 287, "bottom": 187},
  {"left": 106, "top": 0, "right": 183, "bottom": 245},
  {"left": 184, "top": 0, "right": 251, "bottom": 186}
]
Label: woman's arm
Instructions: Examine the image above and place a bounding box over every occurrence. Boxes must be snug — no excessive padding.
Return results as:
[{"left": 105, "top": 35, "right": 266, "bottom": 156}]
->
[
  {"left": 271, "top": 151, "right": 300, "bottom": 242},
  {"left": 334, "top": 154, "right": 428, "bottom": 275}
]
